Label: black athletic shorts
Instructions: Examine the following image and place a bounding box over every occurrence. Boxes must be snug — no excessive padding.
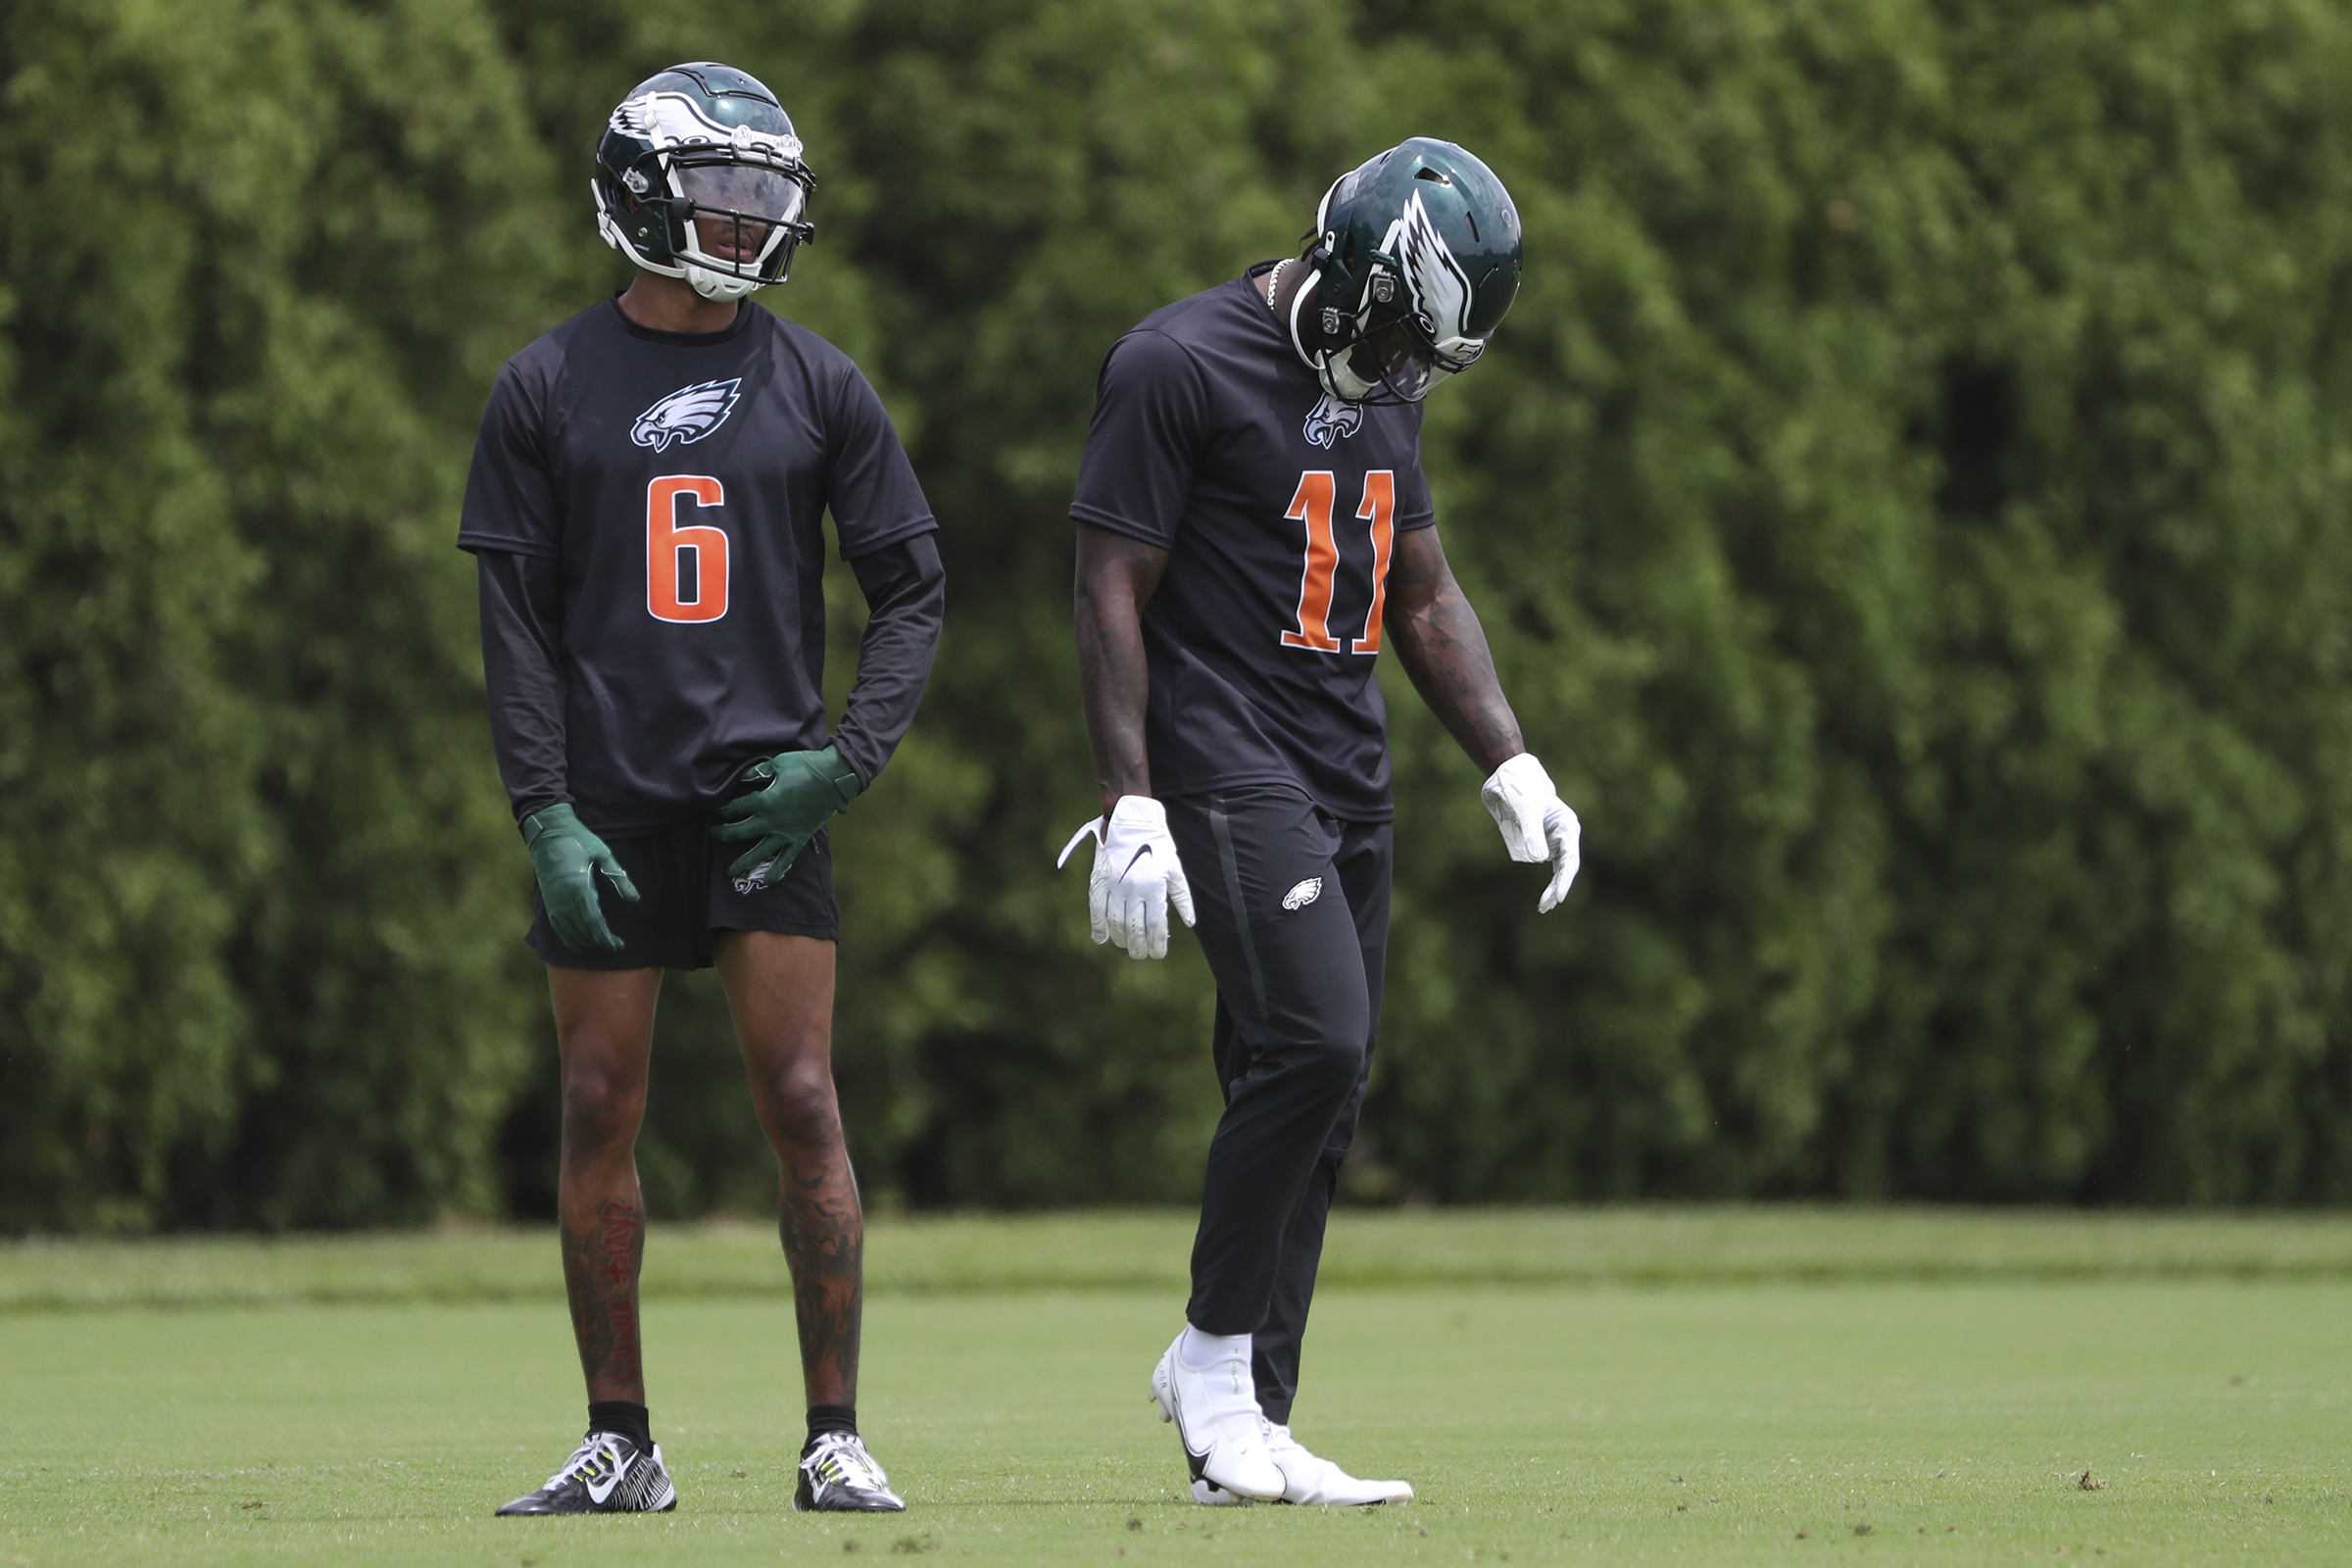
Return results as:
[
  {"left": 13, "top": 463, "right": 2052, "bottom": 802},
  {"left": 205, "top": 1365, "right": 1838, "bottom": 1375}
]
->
[{"left": 526, "top": 818, "right": 840, "bottom": 971}]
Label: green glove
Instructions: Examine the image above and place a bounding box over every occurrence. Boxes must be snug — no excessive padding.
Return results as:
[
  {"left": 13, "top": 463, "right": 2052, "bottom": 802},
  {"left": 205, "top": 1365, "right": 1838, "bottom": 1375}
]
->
[
  {"left": 711, "top": 745, "right": 862, "bottom": 889},
  {"left": 521, "top": 804, "right": 641, "bottom": 955}
]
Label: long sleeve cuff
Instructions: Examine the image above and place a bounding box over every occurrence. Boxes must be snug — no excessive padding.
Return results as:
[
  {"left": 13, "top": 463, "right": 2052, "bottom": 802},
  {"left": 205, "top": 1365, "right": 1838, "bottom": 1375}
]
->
[
  {"left": 476, "top": 549, "right": 570, "bottom": 822},
  {"left": 834, "top": 533, "right": 946, "bottom": 787}
]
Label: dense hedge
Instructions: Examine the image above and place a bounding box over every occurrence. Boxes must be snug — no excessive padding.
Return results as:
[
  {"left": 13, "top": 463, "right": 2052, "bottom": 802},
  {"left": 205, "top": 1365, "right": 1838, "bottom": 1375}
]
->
[
  {"left": 0, "top": 0, "right": 561, "bottom": 1227},
  {"left": 6, "top": 0, "right": 2352, "bottom": 1228}
]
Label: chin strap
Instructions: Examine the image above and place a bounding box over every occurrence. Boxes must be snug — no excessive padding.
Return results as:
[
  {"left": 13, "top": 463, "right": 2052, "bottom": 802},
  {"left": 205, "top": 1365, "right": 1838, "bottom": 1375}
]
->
[
  {"left": 1284, "top": 264, "right": 1323, "bottom": 371},
  {"left": 686, "top": 264, "right": 760, "bottom": 302},
  {"left": 1287, "top": 264, "right": 1368, "bottom": 403}
]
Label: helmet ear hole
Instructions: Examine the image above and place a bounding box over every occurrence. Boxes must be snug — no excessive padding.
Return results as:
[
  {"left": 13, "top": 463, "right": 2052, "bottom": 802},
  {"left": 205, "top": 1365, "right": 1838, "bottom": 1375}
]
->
[{"left": 621, "top": 204, "right": 674, "bottom": 263}]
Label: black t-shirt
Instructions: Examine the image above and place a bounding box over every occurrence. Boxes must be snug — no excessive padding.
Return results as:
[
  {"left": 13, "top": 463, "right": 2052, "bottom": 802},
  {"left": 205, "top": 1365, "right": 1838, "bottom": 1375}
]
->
[
  {"left": 1070, "top": 268, "right": 1437, "bottom": 821},
  {"left": 459, "top": 298, "right": 935, "bottom": 834}
]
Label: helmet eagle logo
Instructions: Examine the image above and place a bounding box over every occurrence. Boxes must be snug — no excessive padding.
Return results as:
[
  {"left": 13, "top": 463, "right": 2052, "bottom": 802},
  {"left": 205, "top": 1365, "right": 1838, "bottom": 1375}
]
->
[
  {"left": 610, "top": 92, "right": 802, "bottom": 165},
  {"left": 1388, "top": 192, "right": 1482, "bottom": 359},
  {"left": 631, "top": 378, "right": 743, "bottom": 453}
]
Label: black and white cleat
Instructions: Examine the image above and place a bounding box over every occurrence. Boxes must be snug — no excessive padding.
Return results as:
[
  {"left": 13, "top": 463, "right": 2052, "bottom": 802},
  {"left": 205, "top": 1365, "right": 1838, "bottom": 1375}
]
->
[
  {"left": 793, "top": 1432, "right": 906, "bottom": 1512},
  {"left": 496, "top": 1430, "right": 678, "bottom": 1516}
]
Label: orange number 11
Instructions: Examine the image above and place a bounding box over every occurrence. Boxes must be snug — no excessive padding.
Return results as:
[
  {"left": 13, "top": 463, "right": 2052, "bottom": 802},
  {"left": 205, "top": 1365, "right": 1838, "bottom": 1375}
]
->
[{"left": 1281, "top": 468, "right": 1395, "bottom": 656}]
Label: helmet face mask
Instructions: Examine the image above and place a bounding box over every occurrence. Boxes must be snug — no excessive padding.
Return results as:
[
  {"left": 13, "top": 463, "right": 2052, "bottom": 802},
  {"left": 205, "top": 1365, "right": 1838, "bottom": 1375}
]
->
[
  {"left": 1335, "top": 283, "right": 1488, "bottom": 403},
  {"left": 1289, "top": 139, "right": 1521, "bottom": 406},
  {"left": 594, "top": 65, "right": 815, "bottom": 302}
]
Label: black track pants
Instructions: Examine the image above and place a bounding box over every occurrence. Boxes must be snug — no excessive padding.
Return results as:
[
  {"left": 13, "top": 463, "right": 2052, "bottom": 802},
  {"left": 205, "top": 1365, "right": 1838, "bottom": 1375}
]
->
[{"left": 1166, "top": 785, "right": 1391, "bottom": 1426}]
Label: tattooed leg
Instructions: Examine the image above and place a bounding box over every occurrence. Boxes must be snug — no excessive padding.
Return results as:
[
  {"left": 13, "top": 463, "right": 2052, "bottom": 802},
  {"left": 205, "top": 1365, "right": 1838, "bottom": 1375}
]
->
[
  {"left": 549, "top": 963, "right": 662, "bottom": 1404},
  {"left": 716, "top": 931, "right": 861, "bottom": 1407},
  {"left": 777, "top": 1143, "right": 863, "bottom": 1406}
]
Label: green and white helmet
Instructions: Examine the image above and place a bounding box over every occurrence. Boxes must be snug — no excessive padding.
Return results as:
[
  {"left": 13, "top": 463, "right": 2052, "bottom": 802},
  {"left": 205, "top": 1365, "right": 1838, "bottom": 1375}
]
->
[
  {"left": 592, "top": 63, "right": 814, "bottom": 302},
  {"left": 1287, "top": 138, "right": 1523, "bottom": 404}
]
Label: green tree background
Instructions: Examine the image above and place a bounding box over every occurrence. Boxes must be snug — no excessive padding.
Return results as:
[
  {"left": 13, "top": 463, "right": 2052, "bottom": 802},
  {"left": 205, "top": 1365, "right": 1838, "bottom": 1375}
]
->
[{"left": 6, "top": 0, "right": 2352, "bottom": 1230}]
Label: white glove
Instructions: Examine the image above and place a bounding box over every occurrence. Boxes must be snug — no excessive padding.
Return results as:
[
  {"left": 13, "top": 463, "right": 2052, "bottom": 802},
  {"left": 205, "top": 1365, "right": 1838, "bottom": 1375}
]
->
[
  {"left": 1055, "top": 795, "right": 1197, "bottom": 959},
  {"left": 1481, "top": 753, "right": 1581, "bottom": 913}
]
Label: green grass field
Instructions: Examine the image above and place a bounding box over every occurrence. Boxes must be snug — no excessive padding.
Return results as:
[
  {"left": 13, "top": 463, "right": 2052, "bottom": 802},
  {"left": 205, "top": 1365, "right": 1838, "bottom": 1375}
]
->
[{"left": 4, "top": 1209, "right": 2349, "bottom": 1565}]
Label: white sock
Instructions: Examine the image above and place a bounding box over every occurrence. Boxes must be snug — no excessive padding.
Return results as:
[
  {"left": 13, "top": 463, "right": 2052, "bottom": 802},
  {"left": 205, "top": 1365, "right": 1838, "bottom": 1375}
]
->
[{"left": 1178, "top": 1324, "right": 1250, "bottom": 1372}]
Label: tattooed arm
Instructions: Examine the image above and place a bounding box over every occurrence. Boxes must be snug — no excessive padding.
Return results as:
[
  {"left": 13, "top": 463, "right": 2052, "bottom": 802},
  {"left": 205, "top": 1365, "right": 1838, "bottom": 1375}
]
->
[{"left": 1384, "top": 524, "right": 1525, "bottom": 774}]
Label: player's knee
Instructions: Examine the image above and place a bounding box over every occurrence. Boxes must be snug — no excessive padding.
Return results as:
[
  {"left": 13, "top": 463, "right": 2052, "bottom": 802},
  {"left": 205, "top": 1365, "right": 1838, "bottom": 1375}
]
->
[
  {"left": 560, "top": 1058, "right": 646, "bottom": 1151},
  {"left": 753, "top": 1053, "right": 842, "bottom": 1152},
  {"left": 1297, "top": 1030, "right": 1366, "bottom": 1103}
]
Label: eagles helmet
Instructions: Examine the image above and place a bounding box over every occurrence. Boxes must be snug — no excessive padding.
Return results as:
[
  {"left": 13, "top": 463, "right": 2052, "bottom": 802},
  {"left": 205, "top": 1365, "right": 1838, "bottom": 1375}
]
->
[
  {"left": 1287, "top": 138, "right": 1522, "bottom": 404},
  {"left": 593, "top": 63, "right": 814, "bottom": 302}
]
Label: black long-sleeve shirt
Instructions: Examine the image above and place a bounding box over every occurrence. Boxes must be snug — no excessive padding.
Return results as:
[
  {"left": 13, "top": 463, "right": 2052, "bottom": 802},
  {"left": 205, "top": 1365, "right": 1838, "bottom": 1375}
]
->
[
  {"left": 458, "top": 297, "right": 944, "bottom": 833},
  {"left": 478, "top": 534, "right": 945, "bottom": 823}
]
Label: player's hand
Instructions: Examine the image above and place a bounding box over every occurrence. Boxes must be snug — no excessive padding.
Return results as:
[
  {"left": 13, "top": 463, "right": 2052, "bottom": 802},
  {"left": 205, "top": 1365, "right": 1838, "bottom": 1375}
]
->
[
  {"left": 1481, "top": 753, "right": 1581, "bottom": 913},
  {"left": 1055, "top": 795, "right": 1197, "bottom": 959},
  {"left": 711, "top": 745, "right": 863, "bottom": 889},
  {"left": 521, "top": 804, "right": 641, "bottom": 954}
]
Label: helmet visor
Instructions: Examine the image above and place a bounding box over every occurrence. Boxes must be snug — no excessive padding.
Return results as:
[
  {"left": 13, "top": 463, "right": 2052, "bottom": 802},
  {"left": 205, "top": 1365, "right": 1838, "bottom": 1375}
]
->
[
  {"left": 677, "top": 160, "right": 808, "bottom": 227},
  {"left": 667, "top": 158, "right": 810, "bottom": 277}
]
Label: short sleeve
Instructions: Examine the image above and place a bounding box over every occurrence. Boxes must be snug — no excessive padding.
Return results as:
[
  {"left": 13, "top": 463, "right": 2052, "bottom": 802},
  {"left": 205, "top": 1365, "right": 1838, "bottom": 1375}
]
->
[
  {"left": 1396, "top": 404, "right": 1437, "bottom": 531},
  {"left": 824, "top": 366, "right": 937, "bottom": 560},
  {"left": 457, "top": 360, "right": 561, "bottom": 559},
  {"left": 1068, "top": 329, "right": 1211, "bottom": 549},
  {"left": 1396, "top": 461, "right": 1437, "bottom": 532}
]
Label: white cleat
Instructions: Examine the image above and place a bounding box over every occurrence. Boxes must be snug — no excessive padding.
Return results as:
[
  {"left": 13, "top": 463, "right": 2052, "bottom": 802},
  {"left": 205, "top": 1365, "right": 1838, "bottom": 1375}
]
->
[
  {"left": 1267, "top": 1421, "right": 1414, "bottom": 1504},
  {"left": 1149, "top": 1333, "right": 1285, "bottom": 1500},
  {"left": 1190, "top": 1422, "right": 1415, "bottom": 1506}
]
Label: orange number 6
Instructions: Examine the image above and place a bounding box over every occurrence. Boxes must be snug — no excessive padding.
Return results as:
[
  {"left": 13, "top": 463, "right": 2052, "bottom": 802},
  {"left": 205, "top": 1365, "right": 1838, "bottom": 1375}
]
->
[{"left": 647, "top": 475, "right": 728, "bottom": 623}]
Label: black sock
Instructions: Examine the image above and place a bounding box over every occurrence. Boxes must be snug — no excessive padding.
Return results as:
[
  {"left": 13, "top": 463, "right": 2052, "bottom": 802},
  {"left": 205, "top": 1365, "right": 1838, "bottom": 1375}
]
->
[
  {"left": 805, "top": 1403, "right": 858, "bottom": 1453},
  {"left": 589, "top": 1399, "right": 653, "bottom": 1453}
]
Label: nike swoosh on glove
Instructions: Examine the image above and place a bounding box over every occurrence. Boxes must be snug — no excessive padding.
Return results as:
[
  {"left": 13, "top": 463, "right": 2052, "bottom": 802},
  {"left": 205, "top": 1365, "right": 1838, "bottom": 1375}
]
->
[
  {"left": 711, "top": 745, "right": 862, "bottom": 889},
  {"left": 522, "top": 804, "right": 642, "bottom": 953},
  {"left": 1481, "top": 753, "right": 1582, "bottom": 913},
  {"left": 1055, "top": 795, "right": 1197, "bottom": 959}
]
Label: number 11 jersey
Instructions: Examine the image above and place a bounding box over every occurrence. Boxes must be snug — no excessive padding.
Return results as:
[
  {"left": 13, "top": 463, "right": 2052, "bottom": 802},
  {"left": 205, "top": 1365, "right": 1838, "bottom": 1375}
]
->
[{"left": 1069, "top": 265, "right": 1438, "bottom": 822}]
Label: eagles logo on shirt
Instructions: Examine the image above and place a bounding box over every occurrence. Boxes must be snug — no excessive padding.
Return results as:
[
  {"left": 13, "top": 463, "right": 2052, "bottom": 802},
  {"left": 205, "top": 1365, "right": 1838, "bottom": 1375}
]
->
[
  {"left": 632, "top": 378, "right": 743, "bottom": 452},
  {"left": 1302, "top": 390, "right": 1363, "bottom": 450}
]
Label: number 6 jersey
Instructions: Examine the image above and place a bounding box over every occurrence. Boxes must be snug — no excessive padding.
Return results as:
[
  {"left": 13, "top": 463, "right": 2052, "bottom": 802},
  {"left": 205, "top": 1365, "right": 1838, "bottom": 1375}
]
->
[
  {"left": 1069, "top": 264, "right": 1438, "bottom": 822},
  {"left": 458, "top": 298, "right": 935, "bottom": 835}
]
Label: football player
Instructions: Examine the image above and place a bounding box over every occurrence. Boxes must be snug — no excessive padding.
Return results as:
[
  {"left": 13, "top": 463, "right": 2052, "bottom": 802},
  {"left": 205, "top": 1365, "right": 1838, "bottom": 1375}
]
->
[
  {"left": 1061, "top": 139, "right": 1579, "bottom": 1505},
  {"left": 460, "top": 64, "right": 941, "bottom": 1517}
]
